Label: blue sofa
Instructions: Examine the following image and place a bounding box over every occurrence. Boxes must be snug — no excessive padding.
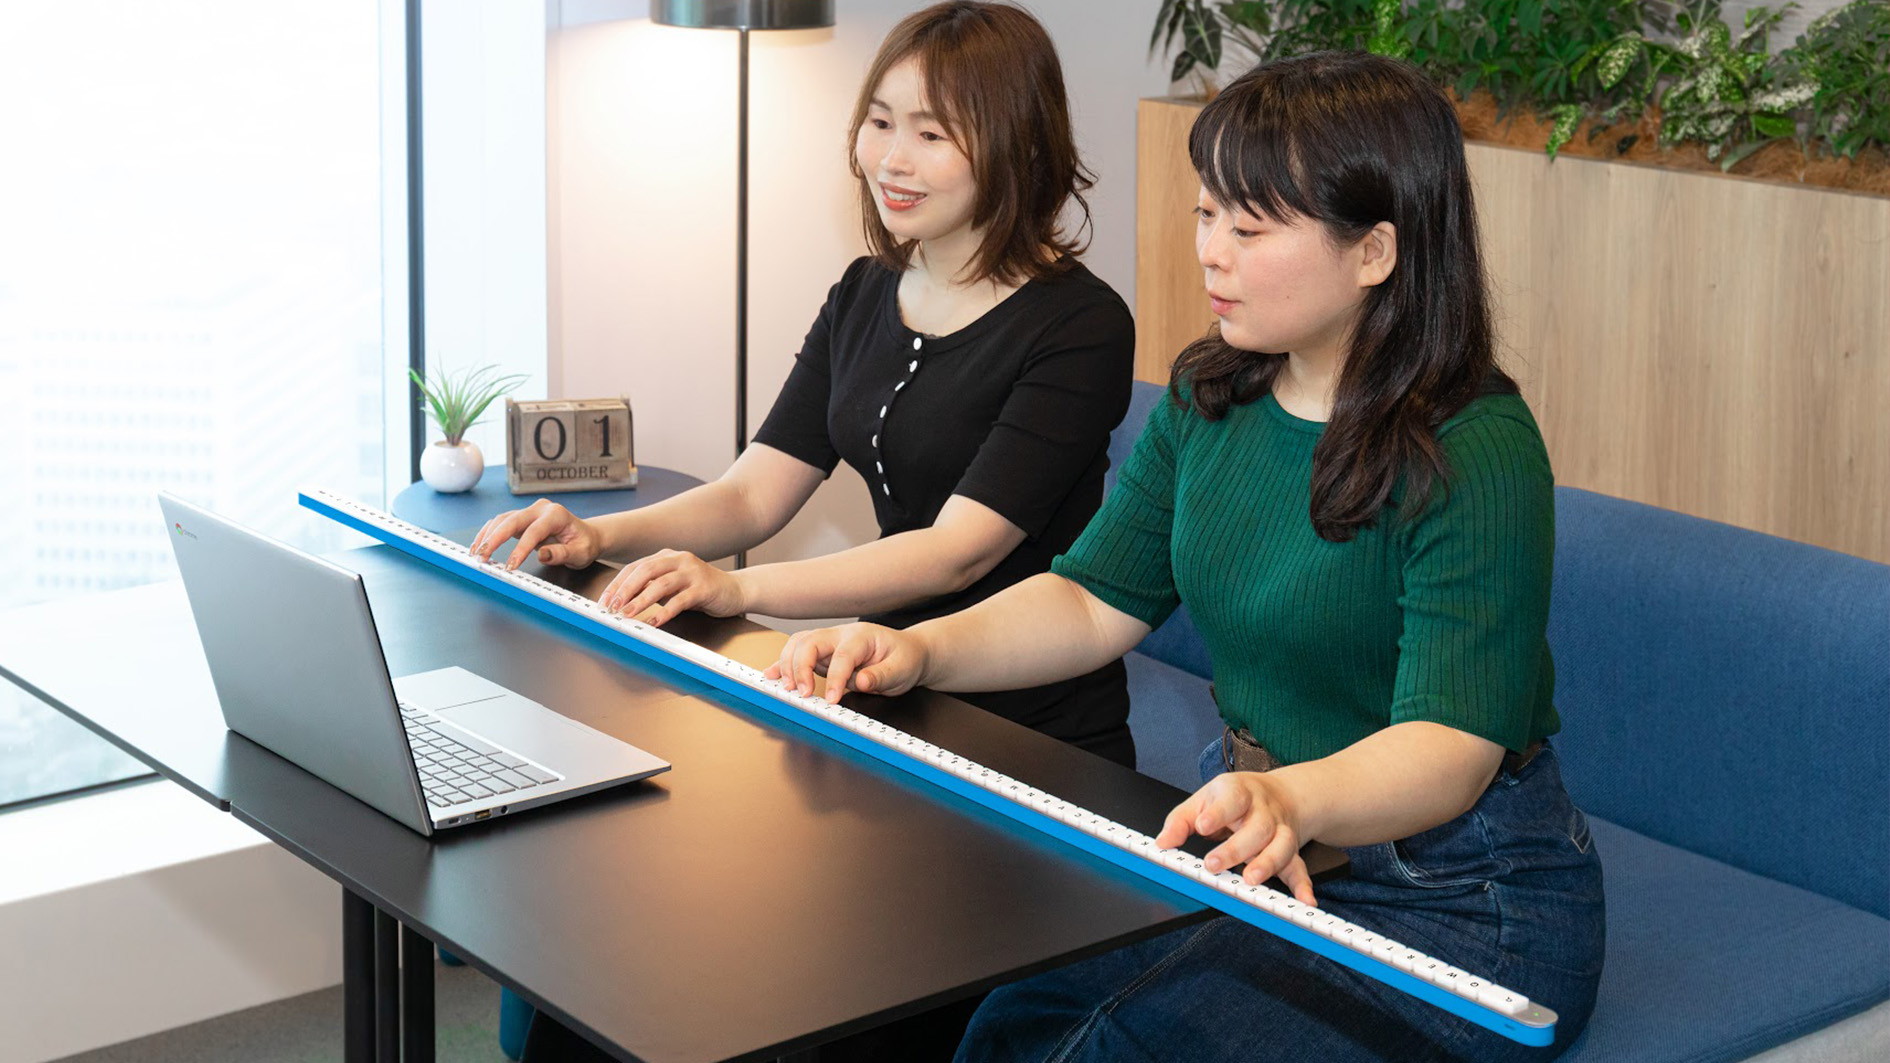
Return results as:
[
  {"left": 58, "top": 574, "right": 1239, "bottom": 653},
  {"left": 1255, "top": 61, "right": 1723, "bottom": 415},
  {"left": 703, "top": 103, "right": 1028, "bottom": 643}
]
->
[{"left": 1110, "top": 381, "right": 1890, "bottom": 1061}]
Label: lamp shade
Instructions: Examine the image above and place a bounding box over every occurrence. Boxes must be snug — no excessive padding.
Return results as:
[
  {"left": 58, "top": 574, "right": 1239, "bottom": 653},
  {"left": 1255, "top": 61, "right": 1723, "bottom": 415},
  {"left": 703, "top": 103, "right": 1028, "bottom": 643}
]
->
[{"left": 651, "top": 0, "right": 833, "bottom": 31}]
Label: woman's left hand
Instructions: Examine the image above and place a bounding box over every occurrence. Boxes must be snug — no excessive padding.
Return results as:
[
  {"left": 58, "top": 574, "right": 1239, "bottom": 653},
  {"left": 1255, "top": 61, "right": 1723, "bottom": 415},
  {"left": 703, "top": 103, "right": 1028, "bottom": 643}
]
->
[
  {"left": 1156, "top": 771, "right": 1318, "bottom": 906},
  {"left": 598, "top": 549, "right": 748, "bottom": 626}
]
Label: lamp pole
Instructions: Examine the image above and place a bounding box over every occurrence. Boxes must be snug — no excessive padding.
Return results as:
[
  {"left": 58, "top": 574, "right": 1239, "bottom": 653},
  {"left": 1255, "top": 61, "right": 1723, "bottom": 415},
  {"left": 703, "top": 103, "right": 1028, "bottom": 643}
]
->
[
  {"left": 650, "top": 0, "right": 835, "bottom": 467},
  {"left": 736, "top": 25, "right": 749, "bottom": 460},
  {"left": 652, "top": 1, "right": 832, "bottom": 569}
]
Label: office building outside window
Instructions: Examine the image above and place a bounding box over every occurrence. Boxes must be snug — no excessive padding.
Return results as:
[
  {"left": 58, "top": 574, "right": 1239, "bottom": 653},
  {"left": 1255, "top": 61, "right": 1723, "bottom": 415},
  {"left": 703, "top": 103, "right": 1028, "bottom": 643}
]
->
[{"left": 0, "top": 1, "right": 393, "bottom": 809}]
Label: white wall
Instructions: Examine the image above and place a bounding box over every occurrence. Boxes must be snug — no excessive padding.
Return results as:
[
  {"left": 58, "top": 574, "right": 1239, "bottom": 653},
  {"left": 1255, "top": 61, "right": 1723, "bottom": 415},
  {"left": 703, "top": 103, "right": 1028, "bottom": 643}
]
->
[
  {"left": 547, "top": 1, "right": 1173, "bottom": 581},
  {"left": 0, "top": 783, "right": 343, "bottom": 1063}
]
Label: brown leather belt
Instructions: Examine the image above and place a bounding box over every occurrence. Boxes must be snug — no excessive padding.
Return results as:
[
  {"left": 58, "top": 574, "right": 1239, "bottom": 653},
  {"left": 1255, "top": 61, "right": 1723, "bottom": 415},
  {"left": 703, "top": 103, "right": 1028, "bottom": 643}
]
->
[
  {"left": 1220, "top": 726, "right": 1284, "bottom": 774},
  {"left": 1220, "top": 725, "right": 1544, "bottom": 778}
]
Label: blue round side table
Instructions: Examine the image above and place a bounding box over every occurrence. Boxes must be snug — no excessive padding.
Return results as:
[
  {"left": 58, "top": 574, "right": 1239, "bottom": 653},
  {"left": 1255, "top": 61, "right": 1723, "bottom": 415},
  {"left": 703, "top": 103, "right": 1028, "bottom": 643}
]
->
[{"left": 392, "top": 464, "right": 705, "bottom": 535}]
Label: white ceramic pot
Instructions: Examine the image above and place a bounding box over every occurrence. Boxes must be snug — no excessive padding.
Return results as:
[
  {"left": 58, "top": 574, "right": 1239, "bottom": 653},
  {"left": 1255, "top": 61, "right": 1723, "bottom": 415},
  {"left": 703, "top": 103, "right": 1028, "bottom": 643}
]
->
[{"left": 420, "top": 440, "right": 484, "bottom": 493}]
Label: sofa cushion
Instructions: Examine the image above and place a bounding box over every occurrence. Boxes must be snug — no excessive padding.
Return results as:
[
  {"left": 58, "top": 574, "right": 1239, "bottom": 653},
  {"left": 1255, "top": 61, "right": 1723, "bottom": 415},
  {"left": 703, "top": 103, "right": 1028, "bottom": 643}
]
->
[
  {"left": 1548, "top": 488, "right": 1890, "bottom": 919},
  {"left": 1561, "top": 818, "right": 1890, "bottom": 1063},
  {"left": 1122, "top": 650, "right": 1221, "bottom": 792}
]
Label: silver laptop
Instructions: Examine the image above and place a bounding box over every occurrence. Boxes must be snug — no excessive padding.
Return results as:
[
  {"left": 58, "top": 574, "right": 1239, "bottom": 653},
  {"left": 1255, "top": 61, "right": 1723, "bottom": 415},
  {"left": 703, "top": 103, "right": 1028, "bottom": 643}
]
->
[{"left": 159, "top": 492, "right": 670, "bottom": 834}]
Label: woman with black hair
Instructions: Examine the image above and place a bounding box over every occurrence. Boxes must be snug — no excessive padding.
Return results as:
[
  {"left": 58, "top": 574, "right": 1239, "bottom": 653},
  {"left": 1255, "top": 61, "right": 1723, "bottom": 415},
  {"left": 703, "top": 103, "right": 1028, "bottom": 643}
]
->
[{"left": 770, "top": 51, "right": 1606, "bottom": 1062}]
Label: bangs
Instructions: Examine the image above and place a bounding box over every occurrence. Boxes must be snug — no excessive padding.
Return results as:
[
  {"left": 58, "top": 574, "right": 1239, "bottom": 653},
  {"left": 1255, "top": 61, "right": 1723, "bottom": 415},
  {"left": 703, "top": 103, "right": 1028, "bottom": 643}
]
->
[
  {"left": 917, "top": 47, "right": 977, "bottom": 161},
  {"left": 1188, "top": 84, "right": 1316, "bottom": 224}
]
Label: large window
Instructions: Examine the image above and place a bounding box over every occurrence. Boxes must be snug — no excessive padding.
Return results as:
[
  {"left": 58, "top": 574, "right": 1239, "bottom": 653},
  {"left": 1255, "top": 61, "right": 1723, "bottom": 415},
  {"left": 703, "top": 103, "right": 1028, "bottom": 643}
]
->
[{"left": 0, "top": 1, "right": 395, "bottom": 807}]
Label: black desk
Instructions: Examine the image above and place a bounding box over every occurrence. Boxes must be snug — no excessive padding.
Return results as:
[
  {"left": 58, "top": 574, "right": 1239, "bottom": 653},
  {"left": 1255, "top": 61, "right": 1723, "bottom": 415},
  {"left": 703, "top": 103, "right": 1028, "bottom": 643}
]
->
[{"left": 0, "top": 536, "right": 1343, "bottom": 1063}]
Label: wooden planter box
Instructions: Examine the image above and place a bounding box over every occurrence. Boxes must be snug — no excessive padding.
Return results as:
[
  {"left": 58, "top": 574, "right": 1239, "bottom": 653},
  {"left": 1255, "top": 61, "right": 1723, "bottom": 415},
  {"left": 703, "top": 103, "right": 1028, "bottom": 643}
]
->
[{"left": 1135, "top": 96, "right": 1890, "bottom": 563}]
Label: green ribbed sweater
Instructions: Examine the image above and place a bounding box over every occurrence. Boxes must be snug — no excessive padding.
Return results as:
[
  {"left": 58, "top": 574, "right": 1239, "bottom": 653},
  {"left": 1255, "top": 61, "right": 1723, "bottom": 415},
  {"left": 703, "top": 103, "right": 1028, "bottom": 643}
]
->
[{"left": 1053, "top": 388, "right": 1559, "bottom": 765}]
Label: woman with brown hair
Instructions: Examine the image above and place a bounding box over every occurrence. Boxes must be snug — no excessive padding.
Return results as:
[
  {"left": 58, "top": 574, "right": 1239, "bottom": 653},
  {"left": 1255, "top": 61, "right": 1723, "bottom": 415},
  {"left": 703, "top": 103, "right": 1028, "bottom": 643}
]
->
[
  {"left": 473, "top": 0, "right": 1134, "bottom": 770},
  {"left": 514, "top": 4, "right": 1133, "bottom": 1059}
]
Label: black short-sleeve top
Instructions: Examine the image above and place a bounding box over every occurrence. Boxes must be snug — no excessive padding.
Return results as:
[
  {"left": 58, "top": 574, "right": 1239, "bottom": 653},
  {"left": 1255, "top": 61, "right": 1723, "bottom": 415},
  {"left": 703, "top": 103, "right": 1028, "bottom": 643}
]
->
[{"left": 754, "top": 255, "right": 1135, "bottom": 763}]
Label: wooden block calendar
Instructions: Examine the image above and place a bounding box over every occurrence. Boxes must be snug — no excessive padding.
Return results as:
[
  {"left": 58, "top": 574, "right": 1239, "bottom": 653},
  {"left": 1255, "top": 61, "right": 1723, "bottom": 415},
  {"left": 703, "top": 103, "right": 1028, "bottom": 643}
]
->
[{"left": 505, "top": 398, "right": 637, "bottom": 494}]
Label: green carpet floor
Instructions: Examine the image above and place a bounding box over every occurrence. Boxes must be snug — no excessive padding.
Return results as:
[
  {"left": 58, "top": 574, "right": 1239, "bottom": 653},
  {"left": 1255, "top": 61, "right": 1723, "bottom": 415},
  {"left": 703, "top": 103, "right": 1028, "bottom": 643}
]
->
[{"left": 48, "top": 959, "right": 514, "bottom": 1063}]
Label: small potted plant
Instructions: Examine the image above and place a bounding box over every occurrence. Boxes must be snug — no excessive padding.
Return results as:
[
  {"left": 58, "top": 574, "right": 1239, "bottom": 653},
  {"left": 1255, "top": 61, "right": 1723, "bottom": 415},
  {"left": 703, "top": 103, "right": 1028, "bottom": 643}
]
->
[{"left": 410, "top": 364, "right": 529, "bottom": 493}]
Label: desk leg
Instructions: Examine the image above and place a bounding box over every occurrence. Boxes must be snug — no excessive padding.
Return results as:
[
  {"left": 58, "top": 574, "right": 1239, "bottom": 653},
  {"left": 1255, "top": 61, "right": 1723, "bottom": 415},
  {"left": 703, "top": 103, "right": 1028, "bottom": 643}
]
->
[
  {"left": 344, "top": 891, "right": 375, "bottom": 1063},
  {"left": 401, "top": 923, "right": 435, "bottom": 1063},
  {"left": 376, "top": 909, "right": 400, "bottom": 1062}
]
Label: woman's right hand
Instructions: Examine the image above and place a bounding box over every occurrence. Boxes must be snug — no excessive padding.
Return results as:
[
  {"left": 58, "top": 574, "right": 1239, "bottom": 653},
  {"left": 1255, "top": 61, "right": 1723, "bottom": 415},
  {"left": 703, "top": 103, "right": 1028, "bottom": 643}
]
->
[
  {"left": 765, "top": 622, "right": 930, "bottom": 700},
  {"left": 469, "top": 499, "right": 605, "bottom": 570}
]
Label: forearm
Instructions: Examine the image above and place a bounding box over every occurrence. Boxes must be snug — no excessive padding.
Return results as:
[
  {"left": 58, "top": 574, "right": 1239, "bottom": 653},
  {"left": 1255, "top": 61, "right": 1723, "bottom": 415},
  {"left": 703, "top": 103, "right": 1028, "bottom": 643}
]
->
[
  {"left": 583, "top": 479, "right": 765, "bottom": 563},
  {"left": 729, "top": 535, "right": 964, "bottom": 620},
  {"left": 1272, "top": 721, "right": 1503, "bottom": 848},
  {"left": 909, "top": 573, "right": 1147, "bottom": 693}
]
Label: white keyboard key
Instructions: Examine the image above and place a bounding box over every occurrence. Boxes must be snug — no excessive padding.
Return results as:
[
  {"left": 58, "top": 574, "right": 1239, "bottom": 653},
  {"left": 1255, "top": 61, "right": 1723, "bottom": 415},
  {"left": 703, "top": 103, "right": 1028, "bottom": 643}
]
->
[
  {"left": 1320, "top": 915, "right": 1358, "bottom": 943},
  {"left": 1479, "top": 985, "right": 1532, "bottom": 1016},
  {"left": 1395, "top": 948, "right": 1424, "bottom": 973},
  {"left": 1427, "top": 964, "right": 1468, "bottom": 993}
]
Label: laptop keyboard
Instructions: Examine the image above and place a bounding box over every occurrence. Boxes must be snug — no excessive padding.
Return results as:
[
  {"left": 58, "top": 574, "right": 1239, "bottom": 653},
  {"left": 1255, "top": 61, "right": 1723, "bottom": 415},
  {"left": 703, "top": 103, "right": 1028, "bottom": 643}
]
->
[{"left": 399, "top": 702, "right": 564, "bottom": 808}]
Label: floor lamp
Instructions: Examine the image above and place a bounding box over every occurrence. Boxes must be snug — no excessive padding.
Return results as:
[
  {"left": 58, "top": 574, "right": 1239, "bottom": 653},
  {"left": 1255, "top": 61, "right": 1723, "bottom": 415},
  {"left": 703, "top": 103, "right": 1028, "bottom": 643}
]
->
[{"left": 651, "top": 0, "right": 835, "bottom": 465}]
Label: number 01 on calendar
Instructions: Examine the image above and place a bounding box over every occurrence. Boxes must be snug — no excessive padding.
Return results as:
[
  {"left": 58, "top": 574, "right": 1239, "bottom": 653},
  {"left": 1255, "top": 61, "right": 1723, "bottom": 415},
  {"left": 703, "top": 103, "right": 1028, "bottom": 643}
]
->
[{"left": 505, "top": 398, "right": 638, "bottom": 494}]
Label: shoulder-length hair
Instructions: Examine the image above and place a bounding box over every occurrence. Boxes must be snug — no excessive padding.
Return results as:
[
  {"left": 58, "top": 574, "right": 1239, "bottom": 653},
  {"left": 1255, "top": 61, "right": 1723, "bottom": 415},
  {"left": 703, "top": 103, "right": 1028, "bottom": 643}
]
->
[
  {"left": 847, "top": 1, "right": 1093, "bottom": 287},
  {"left": 1172, "top": 51, "right": 1516, "bottom": 542}
]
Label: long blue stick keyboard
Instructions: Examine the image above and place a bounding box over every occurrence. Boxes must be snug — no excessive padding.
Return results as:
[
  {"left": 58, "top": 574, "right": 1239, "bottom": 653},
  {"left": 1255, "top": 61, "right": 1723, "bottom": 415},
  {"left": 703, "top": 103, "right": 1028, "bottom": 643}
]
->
[{"left": 300, "top": 487, "right": 1558, "bottom": 1046}]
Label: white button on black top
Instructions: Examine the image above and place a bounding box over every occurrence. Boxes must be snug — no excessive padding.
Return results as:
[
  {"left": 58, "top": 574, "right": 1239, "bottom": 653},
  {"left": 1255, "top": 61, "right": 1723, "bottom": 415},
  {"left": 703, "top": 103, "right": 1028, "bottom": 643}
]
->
[{"left": 876, "top": 336, "right": 928, "bottom": 503}]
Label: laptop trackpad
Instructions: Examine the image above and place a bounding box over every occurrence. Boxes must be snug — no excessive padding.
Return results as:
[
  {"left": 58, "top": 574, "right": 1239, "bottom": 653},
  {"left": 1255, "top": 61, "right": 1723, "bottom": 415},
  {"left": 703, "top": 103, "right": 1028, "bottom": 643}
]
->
[
  {"left": 392, "top": 665, "right": 511, "bottom": 712},
  {"left": 392, "top": 666, "right": 662, "bottom": 777}
]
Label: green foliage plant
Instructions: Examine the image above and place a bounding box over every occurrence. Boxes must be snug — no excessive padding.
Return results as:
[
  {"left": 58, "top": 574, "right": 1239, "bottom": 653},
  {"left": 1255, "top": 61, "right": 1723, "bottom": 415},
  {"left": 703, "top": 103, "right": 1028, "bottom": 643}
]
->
[
  {"left": 1149, "top": 0, "right": 1890, "bottom": 173},
  {"left": 409, "top": 364, "right": 529, "bottom": 447},
  {"left": 1779, "top": 0, "right": 1890, "bottom": 158},
  {"left": 1650, "top": 3, "right": 1816, "bottom": 165}
]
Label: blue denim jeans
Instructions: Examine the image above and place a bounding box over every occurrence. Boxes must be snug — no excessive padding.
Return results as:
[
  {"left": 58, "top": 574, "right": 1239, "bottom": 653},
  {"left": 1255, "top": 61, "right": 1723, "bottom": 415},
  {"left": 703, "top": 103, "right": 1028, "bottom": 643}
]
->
[{"left": 954, "top": 741, "right": 1605, "bottom": 1062}]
